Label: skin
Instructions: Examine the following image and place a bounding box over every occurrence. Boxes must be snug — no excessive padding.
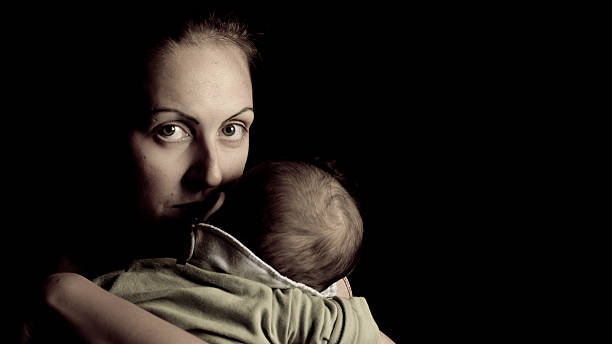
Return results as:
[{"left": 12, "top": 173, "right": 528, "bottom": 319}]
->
[
  {"left": 129, "top": 41, "right": 255, "bottom": 226},
  {"left": 44, "top": 273, "right": 210, "bottom": 344}
]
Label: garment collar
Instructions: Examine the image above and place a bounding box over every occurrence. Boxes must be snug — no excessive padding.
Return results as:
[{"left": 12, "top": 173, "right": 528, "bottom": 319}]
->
[{"left": 185, "top": 223, "right": 337, "bottom": 297}]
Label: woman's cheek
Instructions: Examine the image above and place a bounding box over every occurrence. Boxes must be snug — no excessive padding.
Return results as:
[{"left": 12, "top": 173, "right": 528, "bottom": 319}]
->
[
  {"left": 142, "top": 147, "right": 188, "bottom": 191},
  {"left": 221, "top": 144, "right": 249, "bottom": 182},
  {"left": 130, "top": 134, "right": 181, "bottom": 202}
]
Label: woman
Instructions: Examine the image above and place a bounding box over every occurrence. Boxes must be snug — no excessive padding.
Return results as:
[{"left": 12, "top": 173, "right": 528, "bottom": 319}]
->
[{"left": 22, "top": 9, "right": 395, "bottom": 344}]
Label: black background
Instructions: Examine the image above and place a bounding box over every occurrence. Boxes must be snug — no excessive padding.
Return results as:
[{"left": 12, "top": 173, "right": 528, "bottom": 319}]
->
[
  {"left": 4, "top": 4, "right": 577, "bottom": 343},
  {"left": 247, "top": 7, "right": 538, "bottom": 342}
]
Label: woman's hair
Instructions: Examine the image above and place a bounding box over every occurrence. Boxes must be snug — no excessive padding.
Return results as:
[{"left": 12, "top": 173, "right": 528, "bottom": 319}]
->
[
  {"left": 114, "top": 10, "right": 260, "bottom": 132},
  {"left": 74, "top": 10, "right": 262, "bottom": 276},
  {"left": 144, "top": 12, "right": 259, "bottom": 69},
  {"left": 220, "top": 161, "right": 364, "bottom": 292}
]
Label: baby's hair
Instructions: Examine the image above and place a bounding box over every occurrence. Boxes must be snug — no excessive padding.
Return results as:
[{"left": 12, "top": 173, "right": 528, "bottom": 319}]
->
[{"left": 225, "top": 161, "right": 363, "bottom": 292}]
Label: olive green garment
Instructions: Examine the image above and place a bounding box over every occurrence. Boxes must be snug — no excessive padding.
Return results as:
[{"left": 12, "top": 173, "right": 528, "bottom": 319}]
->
[{"left": 94, "top": 226, "right": 379, "bottom": 343}]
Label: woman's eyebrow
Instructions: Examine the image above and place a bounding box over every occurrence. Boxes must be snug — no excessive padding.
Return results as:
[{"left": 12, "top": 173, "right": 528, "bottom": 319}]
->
[
  {"left": 150, "top": 107, "right": 254, "bottom": 124},
  {"left": 150, "top": 108, "right": 200, "bottom": 125},
  {"left": 226, "top": 107, "right": 254, "bottom": 121}
]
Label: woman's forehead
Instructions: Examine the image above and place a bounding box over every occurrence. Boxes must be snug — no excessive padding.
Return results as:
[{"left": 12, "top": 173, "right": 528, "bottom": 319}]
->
[
  {"left": 150, "top": 42, "right": 250, "bottom": 86},
  {"left": 146, "top": 43, "right": 253, "bottom": 123}
]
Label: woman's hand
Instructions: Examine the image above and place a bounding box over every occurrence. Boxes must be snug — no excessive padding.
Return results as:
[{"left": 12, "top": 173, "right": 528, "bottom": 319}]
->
[{"left": 43, "top": 272, "right": 209, "bottom": 344}]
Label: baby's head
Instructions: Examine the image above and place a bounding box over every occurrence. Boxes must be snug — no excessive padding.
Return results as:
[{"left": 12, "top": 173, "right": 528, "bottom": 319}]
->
[{"left": 212, "top": 160, "right": 363, "bottom": 292}]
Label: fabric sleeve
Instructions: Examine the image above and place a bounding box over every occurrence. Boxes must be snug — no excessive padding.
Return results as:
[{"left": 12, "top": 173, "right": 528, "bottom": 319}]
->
[
  {"left": 96, "top": 259, "right": 380, "bottom": 344},
  {"left": 274, "top": 288, "right": 380, "bottom": 344}
]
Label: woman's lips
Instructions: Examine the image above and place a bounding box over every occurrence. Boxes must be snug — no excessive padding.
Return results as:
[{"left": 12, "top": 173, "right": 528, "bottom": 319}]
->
[{"left": 173, "top": 192, "right": 225, "bottom": 222}]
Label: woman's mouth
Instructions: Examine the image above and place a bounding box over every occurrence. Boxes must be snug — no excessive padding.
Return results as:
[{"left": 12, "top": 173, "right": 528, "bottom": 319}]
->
[{"left": 173, "top": 192, "right": 225, "bottom": 222}]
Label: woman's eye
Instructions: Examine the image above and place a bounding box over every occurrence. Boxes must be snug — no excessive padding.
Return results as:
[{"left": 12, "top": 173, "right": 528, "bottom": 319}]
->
[
  {"left": 220, "top": 123, "right": 247, "bottom": 141},
  {"left": 155, "top": 124, "right": 191, "bottom": 142},
  {"left": 221, "top": 125, "right": 236, "bottom": 136}
]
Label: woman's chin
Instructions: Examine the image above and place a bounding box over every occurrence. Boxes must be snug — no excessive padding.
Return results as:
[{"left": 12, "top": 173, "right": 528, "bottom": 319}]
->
[{"left": 160, "top": 192, "right": 226, "bottom": 225}]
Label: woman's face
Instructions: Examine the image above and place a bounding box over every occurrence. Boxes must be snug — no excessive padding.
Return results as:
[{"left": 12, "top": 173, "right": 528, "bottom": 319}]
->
[{"left": 129, "top": 42, "right": 254, "bottom": 224}]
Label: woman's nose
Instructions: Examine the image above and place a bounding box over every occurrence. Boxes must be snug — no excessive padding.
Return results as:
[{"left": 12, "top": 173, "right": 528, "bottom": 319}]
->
[{"left": 182, "top": 140, "right": 223, "bottom": 191}]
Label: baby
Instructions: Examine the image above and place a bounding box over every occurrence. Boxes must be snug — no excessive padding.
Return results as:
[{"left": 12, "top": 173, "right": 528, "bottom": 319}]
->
[
  {"left": 94, "top": 160, "right": 378, "bottom": 343},
  {"left": 206, "top": 160, "right": 363, "bottom": 292}
]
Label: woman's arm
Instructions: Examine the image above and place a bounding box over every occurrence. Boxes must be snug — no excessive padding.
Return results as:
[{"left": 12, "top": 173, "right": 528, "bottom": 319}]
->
[
  {"left": 44, "top": 272, "right": 394, "bottom": 344},
  {"left": 43, "top": 272, "right": 208, "bottom": 344}
]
